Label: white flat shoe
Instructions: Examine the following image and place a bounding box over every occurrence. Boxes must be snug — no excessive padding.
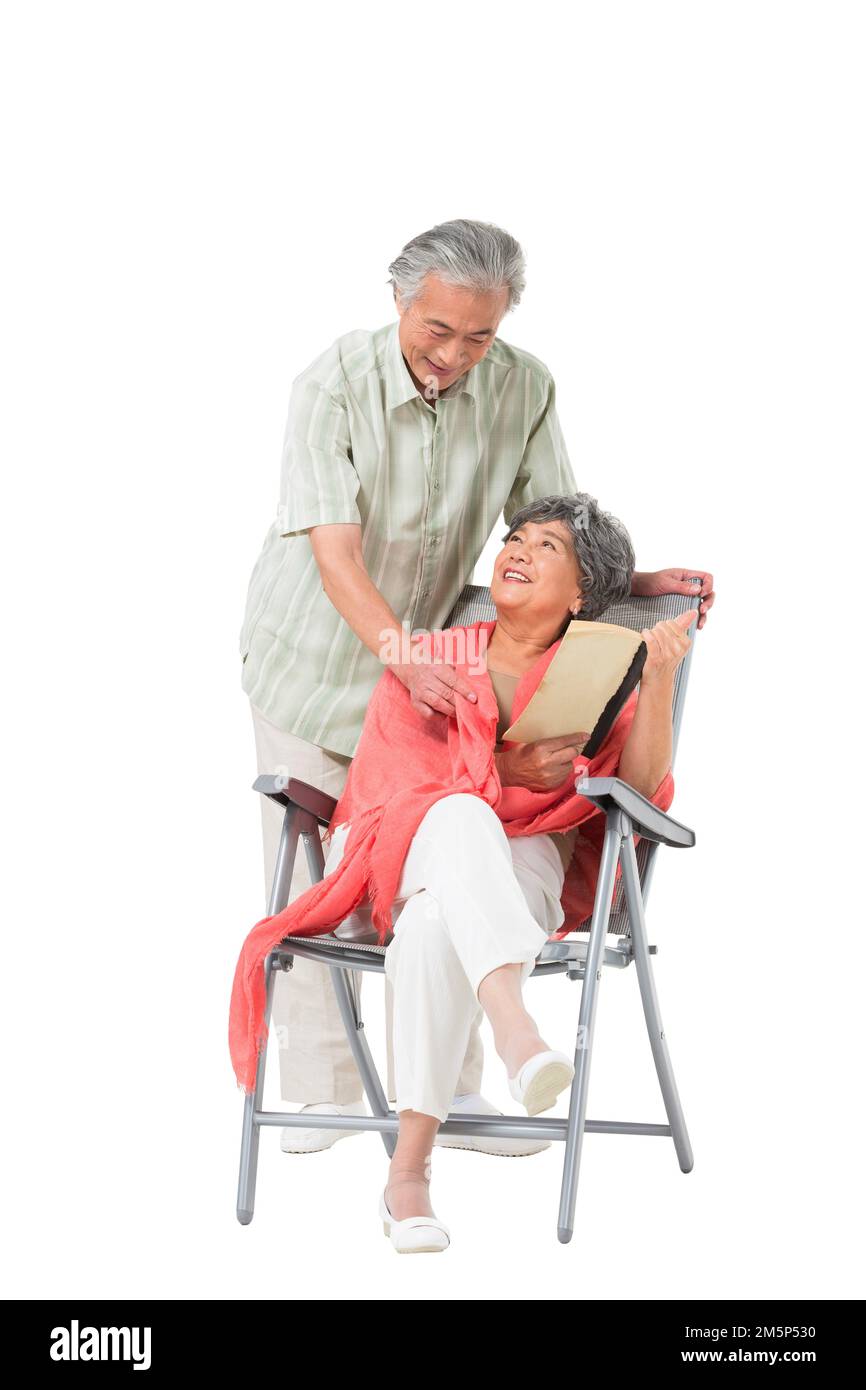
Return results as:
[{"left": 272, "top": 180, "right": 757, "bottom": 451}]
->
[
  {"left": 379, "top": 1189, "right": 450, "bottom": 1254},
  {"left": 434, "top": 1092, "right": 551, "bottom": 1155},
  {"left": 280, "top": 1100, "right": 367, "bottom": 1154},
  {"left": 507, "top": 1050, "right": 575, "bottom": 1116}
]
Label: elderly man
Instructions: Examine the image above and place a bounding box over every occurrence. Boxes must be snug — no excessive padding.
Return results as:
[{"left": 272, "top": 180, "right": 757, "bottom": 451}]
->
[{"left": 239, "top": 218, "right": 715, "bottom": 1157}]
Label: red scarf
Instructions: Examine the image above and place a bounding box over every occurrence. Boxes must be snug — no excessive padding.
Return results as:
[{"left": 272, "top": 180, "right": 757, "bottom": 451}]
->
[{"left": 229, "top": 620, "right": 674, "bottom": 1093}]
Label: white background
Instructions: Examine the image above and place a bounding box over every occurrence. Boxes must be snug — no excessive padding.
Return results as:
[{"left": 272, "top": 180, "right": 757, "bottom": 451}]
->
[{"left": 2, "top": 0, "right": 863, "bottom": 1300}]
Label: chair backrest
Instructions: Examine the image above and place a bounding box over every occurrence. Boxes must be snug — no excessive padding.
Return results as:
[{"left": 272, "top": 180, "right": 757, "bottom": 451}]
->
[{"left": 444, "top": 579, "right": 702, "bottom": 934}]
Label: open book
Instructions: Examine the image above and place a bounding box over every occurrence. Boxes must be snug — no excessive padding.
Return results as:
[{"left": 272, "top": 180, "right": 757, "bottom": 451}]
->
[{"left": 500, "top": 619, "right": 647, "bottom": 758}]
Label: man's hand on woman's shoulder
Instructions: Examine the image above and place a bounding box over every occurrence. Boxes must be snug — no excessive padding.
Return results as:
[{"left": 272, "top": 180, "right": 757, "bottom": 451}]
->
[{"left": 391, "top": 659, "right": 479, "bottom": 721}]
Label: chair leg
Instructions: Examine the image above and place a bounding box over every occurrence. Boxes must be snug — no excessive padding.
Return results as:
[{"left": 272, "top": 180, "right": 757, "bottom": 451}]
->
[
  {"left": 620, "top": 832, "right": 694, "bottom": 1174},
  {"left": 302, "top": 827, "right": 398, "bottom": 1159},
  {"left": 270, "top": 805, "right": 301, "bottom": 916},
  {"left": 236, "top": 950, "right": 279, "bottom": 1224},
  {"left": 237, "top": 806, "right": 300, "bottom": 1225},
  {"left": 326, "top": 964, "right": 397, "bottom": 1158},
  {"left": 557, "top": 814, "right": 624, "bottom": 1243}
]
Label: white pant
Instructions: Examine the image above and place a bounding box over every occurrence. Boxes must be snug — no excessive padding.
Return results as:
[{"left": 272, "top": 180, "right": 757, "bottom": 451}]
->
[{"left": 323, "top": 793, "right": 567, "bottom": 1125}]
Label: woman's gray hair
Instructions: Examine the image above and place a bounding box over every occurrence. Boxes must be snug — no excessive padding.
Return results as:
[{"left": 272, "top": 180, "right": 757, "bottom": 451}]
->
[
  {"left": 503, "top": 492, "right": 636, "bottom": 628},
  {"left": 387, "top": 219, "right": 526, "bottom": 314}
]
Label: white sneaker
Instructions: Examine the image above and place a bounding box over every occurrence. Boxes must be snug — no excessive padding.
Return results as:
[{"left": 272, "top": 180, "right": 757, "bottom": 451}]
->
[
  {"left": 280, "top": 1100, "right": 368, "bottom": 1153},
  {"left": 433, "top": 1092, "right": 552, "bottom": 1156}
]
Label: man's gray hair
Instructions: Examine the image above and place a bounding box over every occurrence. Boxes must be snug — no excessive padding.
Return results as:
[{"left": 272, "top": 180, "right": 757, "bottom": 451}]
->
[
  {"left": 503, "top": 493, "right": 636, "bottom": 627},
  {"left": 387, "top": 219, "right": 526, "bottom": 314}
]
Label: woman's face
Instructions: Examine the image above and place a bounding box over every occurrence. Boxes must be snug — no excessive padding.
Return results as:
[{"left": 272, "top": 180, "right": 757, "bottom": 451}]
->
[{"left": 490, "top": 518, "right": 583, "bottom": 629}]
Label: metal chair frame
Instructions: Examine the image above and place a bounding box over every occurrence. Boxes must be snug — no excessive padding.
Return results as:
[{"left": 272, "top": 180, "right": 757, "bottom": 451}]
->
[{"left": 236, "top": 580, "right": 701, "bottom": 1243}]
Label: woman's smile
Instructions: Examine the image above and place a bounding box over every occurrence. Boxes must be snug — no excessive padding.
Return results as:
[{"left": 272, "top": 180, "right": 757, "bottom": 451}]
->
[{"left": 502, "top": 567, "right": 532, "bottom": 583}]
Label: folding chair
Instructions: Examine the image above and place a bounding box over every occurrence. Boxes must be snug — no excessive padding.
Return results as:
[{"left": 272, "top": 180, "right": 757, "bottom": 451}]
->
[{"left": 236, "top": 578, "right": 701, "bottom": 1243}]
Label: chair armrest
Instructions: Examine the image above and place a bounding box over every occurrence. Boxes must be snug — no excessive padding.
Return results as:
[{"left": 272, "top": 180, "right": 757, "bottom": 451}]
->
[
  {"left": 252, "top": 774, "right": 339, "bottom": 829},
  {"left": 575, "top": 776, "right": 695, "bottom": 848}
]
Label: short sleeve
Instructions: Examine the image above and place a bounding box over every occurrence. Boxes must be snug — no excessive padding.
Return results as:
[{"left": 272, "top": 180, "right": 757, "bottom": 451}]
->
[
  {"left": 278, "top": 377, "right": 362, "bottom": 536},
  {"left": 503, "top": 374, "right": 578, "bottom": 526}
]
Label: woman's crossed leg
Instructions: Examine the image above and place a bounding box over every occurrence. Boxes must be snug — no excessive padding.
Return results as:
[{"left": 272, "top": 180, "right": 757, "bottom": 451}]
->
[{"left": 382, "top": 793, "right": 568, "bottom": 1222}]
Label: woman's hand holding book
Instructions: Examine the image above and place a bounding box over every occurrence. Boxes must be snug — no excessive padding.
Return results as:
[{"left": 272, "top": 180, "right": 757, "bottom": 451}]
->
[
  {"left": 495, "top": 732, "right": 590, "bottom": 792},
  {"left": 639, "top": 611, "right": 697, "bottom": 689}
]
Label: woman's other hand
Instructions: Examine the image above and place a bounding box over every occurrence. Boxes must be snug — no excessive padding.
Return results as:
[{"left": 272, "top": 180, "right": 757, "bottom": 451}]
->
[
  {"left": 616, "top": 610, "right": 696, "bottom": 798},
  {"left": 496, "top": 732, "right": 590, "bottom": 791},
  {"left": 639, "top": 610, "right": 697, "bottom": 687},
  {"left": 391, "top": 658, "right": 479, "bottom": 721}
]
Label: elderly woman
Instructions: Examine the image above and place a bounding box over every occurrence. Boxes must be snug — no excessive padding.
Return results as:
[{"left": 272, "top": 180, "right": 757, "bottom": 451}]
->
[{"left": 313, "top": 491, "right": 695, "bottom": 1253}]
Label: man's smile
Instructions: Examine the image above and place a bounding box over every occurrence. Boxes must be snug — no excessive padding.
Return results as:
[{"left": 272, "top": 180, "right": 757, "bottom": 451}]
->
[{"left": 424, "top": 356, "right": 456, "bottom": 377}]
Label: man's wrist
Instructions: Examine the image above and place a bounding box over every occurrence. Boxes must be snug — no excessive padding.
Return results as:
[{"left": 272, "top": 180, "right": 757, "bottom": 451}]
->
[
  {"left": 387, "top": 659, "right": 412, "bottom": 687},
  {"left": 370, "top": 618, "right": 414, "bottom": 672}
]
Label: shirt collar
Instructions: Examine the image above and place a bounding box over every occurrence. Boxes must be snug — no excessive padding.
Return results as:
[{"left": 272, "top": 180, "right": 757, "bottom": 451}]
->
[{"left": 383, "top": 319, "right": 477, "bottom": 410}]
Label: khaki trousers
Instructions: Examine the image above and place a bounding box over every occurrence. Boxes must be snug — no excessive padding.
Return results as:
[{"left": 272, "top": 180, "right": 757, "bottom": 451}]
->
[{"left": 250, "top": 702, "right": 485, "bottom": 1105}]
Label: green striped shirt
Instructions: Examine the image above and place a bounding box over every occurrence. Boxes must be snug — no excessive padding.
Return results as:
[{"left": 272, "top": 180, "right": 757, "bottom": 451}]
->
[{"left": 240, "top": 318, "right": 577, "bottom": 757}]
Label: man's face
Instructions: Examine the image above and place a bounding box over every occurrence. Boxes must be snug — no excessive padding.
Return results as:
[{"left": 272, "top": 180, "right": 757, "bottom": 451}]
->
[{"left": 395, "top": 274, "right": 509, "bottom": 399}]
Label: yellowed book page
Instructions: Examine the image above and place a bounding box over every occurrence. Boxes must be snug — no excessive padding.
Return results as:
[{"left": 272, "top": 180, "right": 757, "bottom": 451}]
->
[{"left": 501, "top": 621, "right": 642, "bottom": 743}]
